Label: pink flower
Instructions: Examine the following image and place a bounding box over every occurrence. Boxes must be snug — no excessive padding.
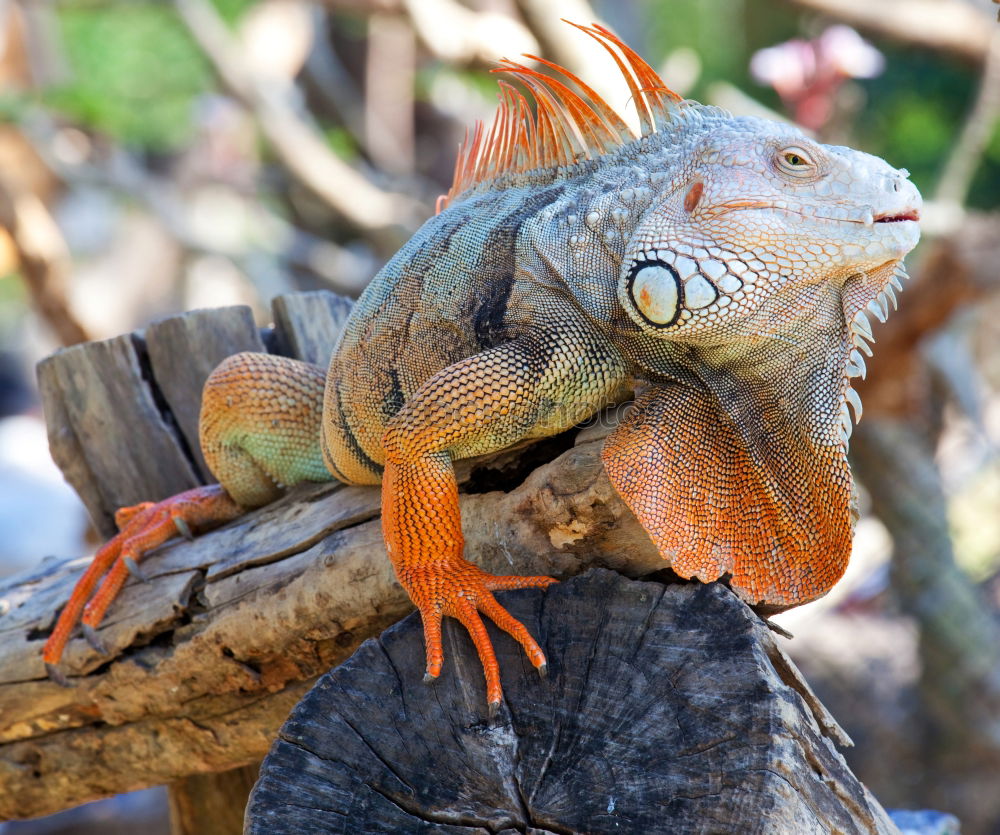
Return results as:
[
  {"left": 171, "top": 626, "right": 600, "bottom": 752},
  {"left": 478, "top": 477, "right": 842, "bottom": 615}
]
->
[{"left": 750, "top": 26, "right": 884, "bottom": 131}]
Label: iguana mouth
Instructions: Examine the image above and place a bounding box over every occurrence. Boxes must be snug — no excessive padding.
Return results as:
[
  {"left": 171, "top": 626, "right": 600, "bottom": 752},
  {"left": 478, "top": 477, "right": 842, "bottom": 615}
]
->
[
  {"left": 874, "top": 209, "right": 920, "bottom": 223},
  {"left": 712, "top": 203, "right": 921, "bottom": 227}
]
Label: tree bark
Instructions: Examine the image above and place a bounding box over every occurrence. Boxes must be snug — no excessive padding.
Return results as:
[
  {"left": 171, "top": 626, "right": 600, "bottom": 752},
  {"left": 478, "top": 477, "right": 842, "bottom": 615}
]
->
[{"left": 167, "top": 764, "right": 260, "bottom": 835}]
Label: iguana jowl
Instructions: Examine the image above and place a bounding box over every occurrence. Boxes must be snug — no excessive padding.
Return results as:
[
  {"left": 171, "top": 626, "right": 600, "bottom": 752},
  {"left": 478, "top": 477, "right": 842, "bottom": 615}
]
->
[{"left": 43, "top": 23, "right": 921, "bottom": 710}]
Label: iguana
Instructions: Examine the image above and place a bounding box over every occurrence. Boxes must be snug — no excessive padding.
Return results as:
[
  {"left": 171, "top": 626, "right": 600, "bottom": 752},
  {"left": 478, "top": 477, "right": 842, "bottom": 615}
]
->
[{"left": 43, "top": 22, "right": 921, "bottom": 712}]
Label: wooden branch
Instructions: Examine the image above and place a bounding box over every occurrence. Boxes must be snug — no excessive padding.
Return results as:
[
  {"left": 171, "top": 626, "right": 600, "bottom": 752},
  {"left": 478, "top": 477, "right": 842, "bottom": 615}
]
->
[
  {"left": 167, "top": 763, "right": 259, "bottom": 835},
  {"left": 782, "top": 0, "right": 996, "bottom": 64},
  {"left": 247, "top": 571, "right": 898, "bottom": 833},
  {"left": 0, "top": 174, "right": 90, "bottom": 346},
  {"left": 15, "top": 114, "right": 378, "bottom": 295},
  {"left": 364, "top": 13, "right": 415, "bottom": 176},
  {"left": 935, "top": 30, "right": 1000, "bottom": 206},
  {"left": 0, "top": 425, "right": 662, "bottom": 819},
  {"left": 399, "top": 0, "right": 539, "bottom": 65}
]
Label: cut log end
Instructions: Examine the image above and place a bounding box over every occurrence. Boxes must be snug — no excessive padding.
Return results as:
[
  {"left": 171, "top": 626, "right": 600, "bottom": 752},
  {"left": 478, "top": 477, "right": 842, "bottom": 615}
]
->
[{"left": 246, "top": 570, "right": 897, "bottom": 835}]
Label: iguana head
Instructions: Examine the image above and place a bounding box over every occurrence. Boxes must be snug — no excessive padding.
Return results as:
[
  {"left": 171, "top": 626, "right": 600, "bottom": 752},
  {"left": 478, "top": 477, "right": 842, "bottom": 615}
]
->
[{"left": 618, "top": 116, "right": 921, "bottom": 342}]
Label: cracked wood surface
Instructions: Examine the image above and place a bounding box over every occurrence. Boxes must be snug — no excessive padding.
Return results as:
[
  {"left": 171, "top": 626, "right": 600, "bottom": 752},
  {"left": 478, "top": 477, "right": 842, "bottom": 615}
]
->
[
  {"left": 0, "top": 434, "right": 663, "bottom": 819},
  {"left": 0, "top": 437, "right": 660, "bottom": 819},
  {"left": 247, "top": 570, "right": 896, "bottom": 835}
]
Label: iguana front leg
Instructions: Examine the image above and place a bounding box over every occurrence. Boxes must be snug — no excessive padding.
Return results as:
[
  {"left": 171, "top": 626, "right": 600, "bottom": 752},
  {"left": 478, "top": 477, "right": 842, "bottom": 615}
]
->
[{"left": 379, "top": 330, "right": 628, "bottom": 711}]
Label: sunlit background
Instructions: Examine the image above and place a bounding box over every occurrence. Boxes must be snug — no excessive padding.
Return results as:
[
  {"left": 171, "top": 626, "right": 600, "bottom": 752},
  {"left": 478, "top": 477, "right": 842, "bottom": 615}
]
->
[{"left": 0, "top": 0, "right": 998, "bottom": 832}]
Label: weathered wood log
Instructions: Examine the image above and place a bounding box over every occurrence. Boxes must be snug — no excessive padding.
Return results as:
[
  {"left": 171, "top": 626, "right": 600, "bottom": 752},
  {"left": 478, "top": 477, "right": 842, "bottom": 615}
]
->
[
  {"left": 246, "top": 570, "right": 896, "bottom": 835},
  {"left": 270, "top": 290, "right": 354, "bottom": 366},
  {"left": 33, "top": 294, "right": 353, "bottom": 538},
  {"left": 0, "top": 428, "right": 661, "bottom": 820},
  {"left": 36, "top": 333, "right": 201, "bottom": 538},
  {"left": 144, "top": 306, "right": 265, "bottom": 481}
]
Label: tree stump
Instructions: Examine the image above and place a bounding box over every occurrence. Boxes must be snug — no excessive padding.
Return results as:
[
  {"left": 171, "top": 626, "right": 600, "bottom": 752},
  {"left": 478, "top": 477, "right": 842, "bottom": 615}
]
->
[{"left": 246, "top": 570, "right": 898, "bottom": 835}]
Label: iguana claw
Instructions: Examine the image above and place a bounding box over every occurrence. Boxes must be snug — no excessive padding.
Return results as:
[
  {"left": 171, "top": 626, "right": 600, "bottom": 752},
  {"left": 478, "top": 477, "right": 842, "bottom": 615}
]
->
[
  {"left": 123, "top": 557, "right": 150, "bottom": 584},
  {"left": 42, "top": 485, "right": 241, "bottom": 677},
  {"left": 45, "top": 662, "right": 72, "bottom": 688},
  {"left": 82, "top": 623, "right": 107, "bottom": 655}
]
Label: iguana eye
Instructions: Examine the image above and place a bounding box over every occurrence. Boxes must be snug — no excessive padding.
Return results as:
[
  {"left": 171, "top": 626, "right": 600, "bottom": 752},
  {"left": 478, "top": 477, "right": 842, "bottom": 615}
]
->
[{"left": 776, "top": 146, "right": 816, "bottom": 178}]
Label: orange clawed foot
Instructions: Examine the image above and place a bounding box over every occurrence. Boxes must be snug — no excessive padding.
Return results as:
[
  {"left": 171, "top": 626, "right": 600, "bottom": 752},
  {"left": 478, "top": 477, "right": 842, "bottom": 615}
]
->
[
  {"left": 402, "top": 561, "right": 557, "bottom": 715},
  {"left": 42, "top": 484, "right": 242, "bottom": 685}
]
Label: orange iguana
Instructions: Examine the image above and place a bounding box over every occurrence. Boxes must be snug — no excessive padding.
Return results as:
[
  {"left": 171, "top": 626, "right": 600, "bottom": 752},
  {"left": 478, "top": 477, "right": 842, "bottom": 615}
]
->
[{"left": 43, "top": 23, "right": 921, "bottom": 712}]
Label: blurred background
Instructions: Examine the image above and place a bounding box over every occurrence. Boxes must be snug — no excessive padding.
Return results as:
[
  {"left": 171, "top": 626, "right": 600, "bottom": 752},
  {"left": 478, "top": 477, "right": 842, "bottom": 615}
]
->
[{"left": 0, "top": 0, "right": 998, "bottom": 832}]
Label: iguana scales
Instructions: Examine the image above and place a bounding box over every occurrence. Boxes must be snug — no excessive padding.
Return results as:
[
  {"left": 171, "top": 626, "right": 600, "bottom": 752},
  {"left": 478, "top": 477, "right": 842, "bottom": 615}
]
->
[{"left": 43, "top": 22, "right": 921, "bottom": 711}]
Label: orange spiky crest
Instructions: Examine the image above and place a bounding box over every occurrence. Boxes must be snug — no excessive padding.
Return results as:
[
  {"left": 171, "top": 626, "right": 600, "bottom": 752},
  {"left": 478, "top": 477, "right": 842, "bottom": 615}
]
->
[{"left": 439, "top": 21, "right": 681, "bottom": 212}]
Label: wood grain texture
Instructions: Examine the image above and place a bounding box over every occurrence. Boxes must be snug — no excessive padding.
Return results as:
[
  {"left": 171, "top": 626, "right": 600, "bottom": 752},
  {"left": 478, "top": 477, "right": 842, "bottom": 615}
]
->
[
  {"left": 145, "top": 306, "right": 265, "bottom": 480},
  {"left": 167, "top": 763, "right": 260, "bottom": 835},
  {"left": 271, "top": 290, "right": 354, "bottom": 367},
  {"left": 247, "top": 570, "right": 894, "bottom": 835},
  {"left": 35, "top": 363, "right": 102, "bottom": 529},
  {"left": 34, "top": 292, "right": 351, "bottom": 537},
  {"left": 35, "top": 334, "right": 200, "bottom": 537}
]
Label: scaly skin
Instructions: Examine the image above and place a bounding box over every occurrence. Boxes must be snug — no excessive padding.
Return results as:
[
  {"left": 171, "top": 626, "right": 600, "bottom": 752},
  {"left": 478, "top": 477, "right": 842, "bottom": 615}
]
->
[{"left": 44, "top": 25, "right": 920, "bottom": 712}]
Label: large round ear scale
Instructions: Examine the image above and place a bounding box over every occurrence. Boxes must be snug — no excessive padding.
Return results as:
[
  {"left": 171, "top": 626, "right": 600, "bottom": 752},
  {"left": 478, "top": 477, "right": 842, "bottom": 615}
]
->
[{"left": 627, "top": 259, "right": 683, "bottom": 328}]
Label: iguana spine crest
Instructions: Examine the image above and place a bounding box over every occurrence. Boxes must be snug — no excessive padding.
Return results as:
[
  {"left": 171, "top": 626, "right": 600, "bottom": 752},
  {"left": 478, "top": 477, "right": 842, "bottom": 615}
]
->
[{"left": 442, "top": 22, "right": 681, "bottom": 209}]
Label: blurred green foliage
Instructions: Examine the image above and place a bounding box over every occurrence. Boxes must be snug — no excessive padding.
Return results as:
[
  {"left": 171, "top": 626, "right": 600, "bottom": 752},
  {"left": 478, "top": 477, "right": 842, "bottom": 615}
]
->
[
  {"left": 47, "top": 4, "right": 210, "bottom": 151},
  {"left": 43, "top": 0, "right": 255, "bottom": 152}
]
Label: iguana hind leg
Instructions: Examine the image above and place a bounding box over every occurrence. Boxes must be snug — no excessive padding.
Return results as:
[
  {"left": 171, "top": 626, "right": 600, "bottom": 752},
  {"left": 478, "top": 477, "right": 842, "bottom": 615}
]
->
[
  {"left": 380, "top": 329, "right": 628, "bottom": 710},
  {"left": 42, "top": 485, "right": 242, "bottom": 679},
  {"left": 44, "top": 353, "right": 331, "bottom": 680}
]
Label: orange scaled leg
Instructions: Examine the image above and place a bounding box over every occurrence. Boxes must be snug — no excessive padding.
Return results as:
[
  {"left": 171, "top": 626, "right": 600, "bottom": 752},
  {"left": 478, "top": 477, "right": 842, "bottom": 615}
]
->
[
  {"left": 382, "top": 453, "right": 555, "bottom": 713},
  {"left": 43, "top": 484, "right": 242, "bottom": 685},
  {"left": 373, "top": 336, "right": 623, "bottom": 713}
]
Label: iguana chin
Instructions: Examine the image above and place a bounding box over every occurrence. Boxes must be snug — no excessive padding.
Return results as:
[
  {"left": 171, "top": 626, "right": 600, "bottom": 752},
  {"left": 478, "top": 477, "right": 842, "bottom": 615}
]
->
[{"left": 43, "top": 22, "right": 920, "bottom": 711}]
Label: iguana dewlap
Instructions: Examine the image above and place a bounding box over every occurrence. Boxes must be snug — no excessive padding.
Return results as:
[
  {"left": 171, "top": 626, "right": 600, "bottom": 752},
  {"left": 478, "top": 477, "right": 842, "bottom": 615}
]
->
[{"left": 43, "top": 23, "right": 921, "bottom": 711}]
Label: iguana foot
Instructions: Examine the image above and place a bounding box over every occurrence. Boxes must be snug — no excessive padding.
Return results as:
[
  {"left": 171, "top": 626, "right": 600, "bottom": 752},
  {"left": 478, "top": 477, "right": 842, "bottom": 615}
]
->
[
  {"left": 401, "top": 561, "right": 556, "bottom": 711},
  {"left": 42, "top": 484, "right": 241, "bottom": 682}
]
